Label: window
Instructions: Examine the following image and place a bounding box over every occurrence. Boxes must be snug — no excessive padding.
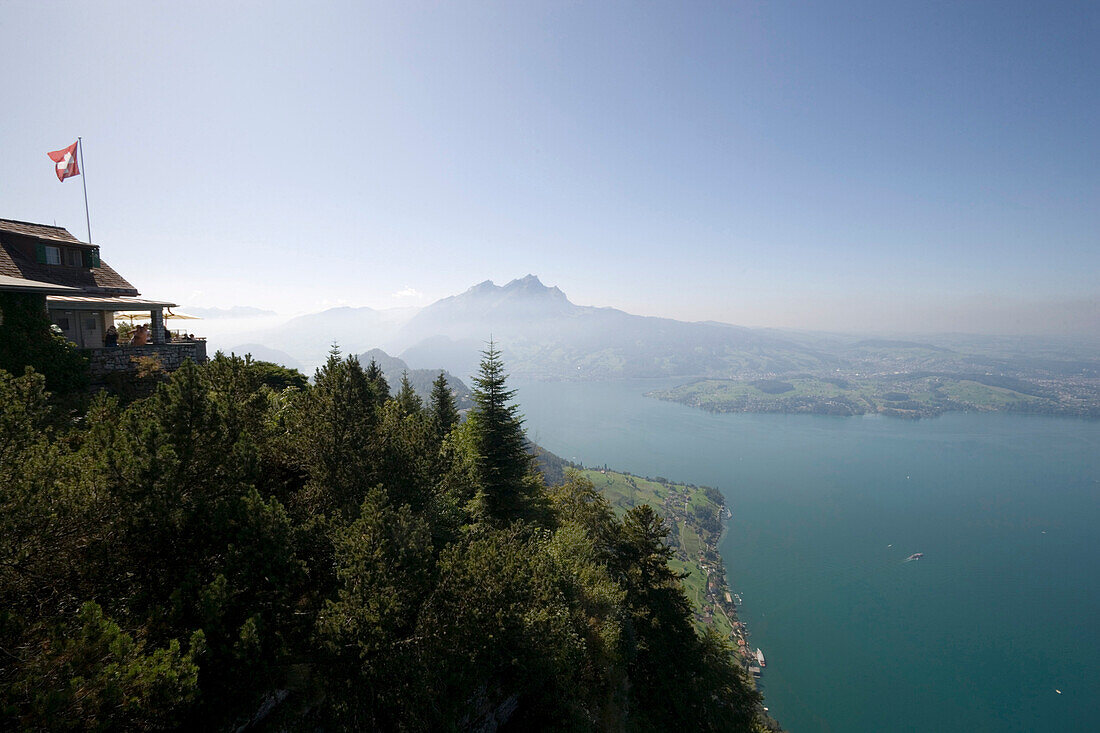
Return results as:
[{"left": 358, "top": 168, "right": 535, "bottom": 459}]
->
[
  {"left": 64, "top": 248, "right": 83, "bottom": 267},
  {"left": 45, "top": 246, "right": 61, "bottom": 265},
  {"left": 84, "top": 317, "right": 97, "bottom": 331}
]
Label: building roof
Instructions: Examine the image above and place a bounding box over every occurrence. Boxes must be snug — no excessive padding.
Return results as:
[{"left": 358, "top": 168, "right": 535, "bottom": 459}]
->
[
  {"left": 0, "top": 273, "right": 82, "bottom": 294},
  {"left": 47, "top": 294, "right": 178, "bottom": 310},
  {"left": 0, "top": 218, "right": 85, "bottom": 245},
  {"left": 0, "top": 221, "right": 138, "bottom": 295}
]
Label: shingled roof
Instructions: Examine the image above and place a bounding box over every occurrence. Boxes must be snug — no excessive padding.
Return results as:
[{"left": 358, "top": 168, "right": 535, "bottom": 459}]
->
[
  {"left": 0, "top": 218, "right": 85, "bottom": 245},
  {"left": 0, "top": 220, "right": 138, "bottom": 295}
]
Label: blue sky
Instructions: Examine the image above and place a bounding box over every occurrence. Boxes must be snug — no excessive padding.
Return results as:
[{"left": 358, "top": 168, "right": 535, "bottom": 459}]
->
[{"left": 1, "top": 1, "right": 1097, "bottom": 335}]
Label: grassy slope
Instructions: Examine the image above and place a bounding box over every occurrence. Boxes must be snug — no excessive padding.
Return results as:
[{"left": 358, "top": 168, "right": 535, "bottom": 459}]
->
[
  {"left": 652, "top": 374, "right": 1045, "bottom": 417},
  {"left": 580, "top": 469, "right": 734, "bottom": 640}
]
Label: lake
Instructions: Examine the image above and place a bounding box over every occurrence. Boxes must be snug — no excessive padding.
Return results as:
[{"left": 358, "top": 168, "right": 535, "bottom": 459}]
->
[{"left": 515, "top": 379, "right": 1100, "bottom": 732}]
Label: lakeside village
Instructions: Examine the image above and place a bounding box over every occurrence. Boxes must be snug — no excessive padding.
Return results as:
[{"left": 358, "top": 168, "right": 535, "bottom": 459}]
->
[{"left": 579, "top": 468, "right": 769, "bottom": 681}]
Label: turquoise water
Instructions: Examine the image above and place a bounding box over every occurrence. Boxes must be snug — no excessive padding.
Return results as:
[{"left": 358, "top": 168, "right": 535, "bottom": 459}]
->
[{"left": 515, "top": 379, "right": 1100, "bottom": 732}]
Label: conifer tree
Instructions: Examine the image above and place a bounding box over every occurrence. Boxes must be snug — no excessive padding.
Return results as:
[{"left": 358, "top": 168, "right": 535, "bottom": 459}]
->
[
  {"left": 0, "top": 352, "right": 766, "bottom": 730},
  {"left": 395, "top": 370, "right": 423, "bottom": 416},
  {"left": 467, "top": 341, "right": 533, "bottom": 523},
  {"left": 364, "top": 357, "right": 389, "bottom": 411},
  {"left": 299, "top": 348, "right": 379, "bottom": 519},
  {"left": 317, "top": 486, "right": 433, "bottom": 724},
  {"left": 428, "top": 371, "right": 459, "bottom": 442}
]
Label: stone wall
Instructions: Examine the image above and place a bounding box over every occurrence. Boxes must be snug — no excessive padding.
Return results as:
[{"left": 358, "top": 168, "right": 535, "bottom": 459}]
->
[{"left": 86, "top": 341, "right": 208, "bottom": 380}]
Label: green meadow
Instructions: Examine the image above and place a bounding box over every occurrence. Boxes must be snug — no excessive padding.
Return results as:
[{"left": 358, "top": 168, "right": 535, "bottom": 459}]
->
[
  {"left": 579, "top": 468, "right": 733, "bottom": 639},
  {"left": 651, "top": 374, "right": 1048, "bottom": 417}
]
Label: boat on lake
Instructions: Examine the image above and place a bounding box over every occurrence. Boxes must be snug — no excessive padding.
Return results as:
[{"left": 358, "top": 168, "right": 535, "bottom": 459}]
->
[
  {"left": 906, "top": 552, "right": 924, "bottom": 561},
  {"left": 756, "top": 648, "right": 766, "bottom": 667}
]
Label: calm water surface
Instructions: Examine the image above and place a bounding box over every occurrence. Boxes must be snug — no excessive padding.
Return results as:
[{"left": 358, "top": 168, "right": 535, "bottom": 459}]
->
[{"left": 516, "top": 379, "right": 1100, "bottom": 732}]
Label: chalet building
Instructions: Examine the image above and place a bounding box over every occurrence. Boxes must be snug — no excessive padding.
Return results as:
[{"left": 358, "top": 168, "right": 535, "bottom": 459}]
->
[{"left": 0, "top": 218, "right": 205, "bottom": 375}]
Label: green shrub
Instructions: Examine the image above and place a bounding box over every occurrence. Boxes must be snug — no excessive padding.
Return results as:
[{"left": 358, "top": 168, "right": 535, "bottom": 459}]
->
[{"left": 0, "top": 293, "right": 88, "bottom": 394}]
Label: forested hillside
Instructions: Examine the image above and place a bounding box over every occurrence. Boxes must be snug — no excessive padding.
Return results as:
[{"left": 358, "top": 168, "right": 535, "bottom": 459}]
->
[
  {"left": 0, "top": 346, "right": 764, "bottom": 730},
  {"left": 358, "top": 347, "right": 473, "bottom": 409}
]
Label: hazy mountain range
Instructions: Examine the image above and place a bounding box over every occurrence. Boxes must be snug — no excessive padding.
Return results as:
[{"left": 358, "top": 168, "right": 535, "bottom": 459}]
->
[
  {"left": 230, "top": 306, "right": 421, "bottom": 369},
  {"left": 183, "top": 306, "right": 278, "bottom": 319},
  {"left": 390, "top": 275, "right": 838, "bottom": 380},
  {"left": 218, "top": 275, "right": 831, "bottom": 380},
  {"left": 358, "top": 348, "right": 473, "bottom": 409},
  {"left": 211, "top": 276, "right": 1099, "bottom": 389}
]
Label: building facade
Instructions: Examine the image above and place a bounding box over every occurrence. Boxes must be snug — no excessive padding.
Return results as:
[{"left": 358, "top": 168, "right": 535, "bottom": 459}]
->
[{"left": 0, "top": 218, "right": 205, "bottom": 373}]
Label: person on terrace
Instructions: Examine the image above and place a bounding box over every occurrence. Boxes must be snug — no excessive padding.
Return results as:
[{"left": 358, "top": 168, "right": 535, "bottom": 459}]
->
[{"left": 130, "top": 324, "right": 149, "bottom": 346}]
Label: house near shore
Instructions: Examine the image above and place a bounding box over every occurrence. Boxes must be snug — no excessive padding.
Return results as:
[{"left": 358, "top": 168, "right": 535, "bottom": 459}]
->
[{"left": 0, "top": 218, "right": 206, "bottom": 376}]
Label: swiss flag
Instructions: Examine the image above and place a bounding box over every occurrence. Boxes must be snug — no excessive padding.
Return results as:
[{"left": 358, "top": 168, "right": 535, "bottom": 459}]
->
[{"left": 47, "top": 141, "right": 80, "bottom": 182}]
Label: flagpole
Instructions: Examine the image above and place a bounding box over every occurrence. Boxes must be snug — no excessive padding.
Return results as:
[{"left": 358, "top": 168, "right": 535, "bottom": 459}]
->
[{"left": 77, "top": 136, "right": 91, "bottom": 244}]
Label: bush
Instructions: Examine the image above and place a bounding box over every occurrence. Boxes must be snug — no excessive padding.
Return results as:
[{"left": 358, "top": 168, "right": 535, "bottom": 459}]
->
[{"left": 0, "top": 293, "right": 88, "bottom": 395}]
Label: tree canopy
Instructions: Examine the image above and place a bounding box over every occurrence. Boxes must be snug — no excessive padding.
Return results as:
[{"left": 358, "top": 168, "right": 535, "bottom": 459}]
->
[{"left": 0, "top": 346, "right": 764, "bottom": 730}]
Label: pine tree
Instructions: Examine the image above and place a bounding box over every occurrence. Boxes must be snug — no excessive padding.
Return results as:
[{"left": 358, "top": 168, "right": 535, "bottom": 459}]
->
[
  {"left": 428, "top": 371, "right": 459, "bottom": 443},
  {"left": 299, "top": 348, "right": 379, "bottom": 519},
  {"left": 467, "top": 341, "right": 533, "bottom": 523},
  {"left": 317, "top": 486, "right": 434, "bottom": 725},
  {"left": 615, "top": 503, "right": 708, "bottom": 730},
  {"left": 364, "top": 357, "right": 389, "bottom": 412},
  {"left": 395, "top": 371, "right": 423, "bottom": 416}
]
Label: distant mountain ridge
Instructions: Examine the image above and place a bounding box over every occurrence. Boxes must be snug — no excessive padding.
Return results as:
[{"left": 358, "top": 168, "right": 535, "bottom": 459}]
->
[
  {"left": 228, "top": 344, "right": 302, "bottom": 370},
  {"left": 391, "top": 275, "right": 831, "bottom": 381},
  {"left": 240, "top": 306, "right": 421, "bottom": 370},
  {"left": 184, "top": 306, "right": 278, "bottom": 318},
  {"left": 211, "top": 276, "right": 1100, "bottom": 390},
  {"left": 358, "top": 348, "right": 473, "bottom": 409},
  {"left": 217, "top": 275, "right": 836, "bottom": 381}
]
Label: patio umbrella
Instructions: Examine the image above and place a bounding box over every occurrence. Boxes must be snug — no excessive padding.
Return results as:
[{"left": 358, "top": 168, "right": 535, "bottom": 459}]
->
[
  {"left": 166, "top": 309, "right": 201, "bottom": 321},
  {"left": 113, "top": 310, "right": 202, "bottom": 322}
]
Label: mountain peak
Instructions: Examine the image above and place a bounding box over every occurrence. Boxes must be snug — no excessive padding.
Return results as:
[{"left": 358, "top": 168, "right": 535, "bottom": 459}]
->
[
  {"left": 461, "top": 275, "right": 566, "bottom": 300},
  {"left": 506, "top": 274, "right": 545, "bottom": 288},
  {"left": 502, "top": 274, "right": 567, "bottom": 299}
]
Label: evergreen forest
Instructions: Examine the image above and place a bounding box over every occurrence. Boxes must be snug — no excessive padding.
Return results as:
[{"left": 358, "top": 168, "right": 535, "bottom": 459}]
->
[{"left": 0, "top": 344, "right": 764, "bottom": 731}]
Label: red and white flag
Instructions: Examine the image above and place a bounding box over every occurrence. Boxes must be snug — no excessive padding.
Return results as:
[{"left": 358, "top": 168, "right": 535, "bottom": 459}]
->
[{"left": 47, "top": 141, "right": 80, "bottom": 182}]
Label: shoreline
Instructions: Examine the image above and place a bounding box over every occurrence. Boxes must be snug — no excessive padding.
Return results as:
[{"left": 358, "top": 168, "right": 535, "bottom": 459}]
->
[
  {"left": 646, "top": 378, "right": 1100, "bottom": 420},
  {"left": 577, "top": 467, "right": 781, "bottom": 730}
]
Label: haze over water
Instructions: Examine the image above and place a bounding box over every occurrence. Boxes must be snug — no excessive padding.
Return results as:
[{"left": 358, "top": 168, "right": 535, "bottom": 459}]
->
[{"left": 517, "top": 379, "right": 1100, "bottom": 732}]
